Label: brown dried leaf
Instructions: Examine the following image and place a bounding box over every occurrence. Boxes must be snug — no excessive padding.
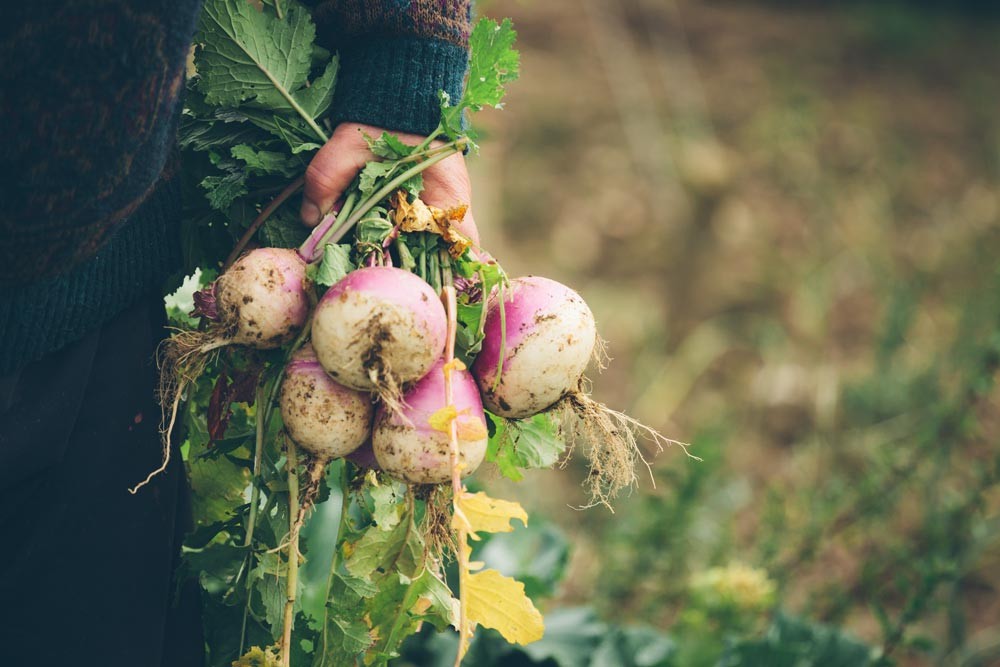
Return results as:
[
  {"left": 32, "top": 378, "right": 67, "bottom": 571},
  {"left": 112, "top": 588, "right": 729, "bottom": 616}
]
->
[{"left": 392, "top": 192, "right": 473, "bottom": 258}]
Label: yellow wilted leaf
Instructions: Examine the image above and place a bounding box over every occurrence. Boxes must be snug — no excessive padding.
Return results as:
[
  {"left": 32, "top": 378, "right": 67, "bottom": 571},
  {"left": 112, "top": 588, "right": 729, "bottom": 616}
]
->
[
  {"left": 443, "top": 358, "right": 467, "bottom": 373},
  {"left": 454, "top": 491, "right": 528, "bottom": 535},
  {"left": 428, "top": 405, "right": 458, "bottom": 433},
  {"left": 465, "top": 569, "right": 544, "bottom": 646},
  {"left": 428, "top": 405, "right": 486, "bottom": 441},
  {"left": 455, "top": 416, "right": 488, "bottom": 441}
]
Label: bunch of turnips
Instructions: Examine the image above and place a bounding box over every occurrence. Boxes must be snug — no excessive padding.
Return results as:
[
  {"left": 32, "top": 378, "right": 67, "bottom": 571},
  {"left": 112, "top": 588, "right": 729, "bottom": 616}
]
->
[
  {"left": 153, "top": 207, "right": 672, "bottom": 505},
  {"left": 158, "top": 4, "right": 691, "bottom": 664}
]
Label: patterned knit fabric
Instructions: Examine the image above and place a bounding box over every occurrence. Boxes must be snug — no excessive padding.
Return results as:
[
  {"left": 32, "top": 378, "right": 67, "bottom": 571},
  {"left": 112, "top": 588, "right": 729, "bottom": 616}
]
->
[
  {"left": 313, "top": 0, "right": 473, "bottom": 135},
  {"left": 0, "top": 0, "right": 471, "bottom": 374}
]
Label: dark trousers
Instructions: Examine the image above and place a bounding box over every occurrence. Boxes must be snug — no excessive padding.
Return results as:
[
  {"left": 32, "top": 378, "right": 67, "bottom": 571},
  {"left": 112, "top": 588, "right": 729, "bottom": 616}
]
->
[{"left": 0, "top": 296, "right": 204, "bottom": 666}]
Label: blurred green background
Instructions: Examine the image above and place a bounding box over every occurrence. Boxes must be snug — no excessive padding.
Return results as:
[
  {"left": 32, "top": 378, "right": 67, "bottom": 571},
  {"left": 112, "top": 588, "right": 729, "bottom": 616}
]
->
[{"left": 443, "top": 1, "right": 1000, "bottom": 665}]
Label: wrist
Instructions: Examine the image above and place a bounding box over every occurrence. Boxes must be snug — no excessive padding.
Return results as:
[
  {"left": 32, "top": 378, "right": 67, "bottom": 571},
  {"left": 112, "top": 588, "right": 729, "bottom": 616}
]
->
[{"left": 329, "top": 36, "right": 468, "bottom": 137}]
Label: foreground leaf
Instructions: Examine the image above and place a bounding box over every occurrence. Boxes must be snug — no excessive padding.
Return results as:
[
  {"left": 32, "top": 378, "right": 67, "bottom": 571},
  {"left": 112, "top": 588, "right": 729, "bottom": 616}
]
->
[
  {"left": 465, "top": 569, "right": 544, "bottom": 646},
  {"left": 487, "top": 413, "right": 566, "bottom": 482},
  {"left": 454, "top": 492, "right": 528, "bottom": 536},
  {"left": 312, "top": 244, "right": 353, "bottom": 287}
]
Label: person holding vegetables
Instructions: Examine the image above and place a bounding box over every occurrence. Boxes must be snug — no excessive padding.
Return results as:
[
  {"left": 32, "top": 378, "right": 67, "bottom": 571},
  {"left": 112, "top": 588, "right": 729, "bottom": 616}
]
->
[{"left": 0, "top": 1, "right": 475, "bottom": 665}]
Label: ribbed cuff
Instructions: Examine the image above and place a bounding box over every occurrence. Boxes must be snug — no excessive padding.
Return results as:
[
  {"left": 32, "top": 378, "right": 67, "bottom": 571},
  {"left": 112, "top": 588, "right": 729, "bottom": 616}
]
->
[
  {"left": 0, "top": 176, "right": 182, "bottom": 375},
  {"left": 331, "top": 36, "right": 468, "bottom": 136}
]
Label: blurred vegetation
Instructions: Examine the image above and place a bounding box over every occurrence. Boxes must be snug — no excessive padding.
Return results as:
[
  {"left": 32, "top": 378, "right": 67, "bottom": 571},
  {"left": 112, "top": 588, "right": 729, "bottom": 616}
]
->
[{"left": 448, "top": 1, "right": 1000, "bottom": 665}]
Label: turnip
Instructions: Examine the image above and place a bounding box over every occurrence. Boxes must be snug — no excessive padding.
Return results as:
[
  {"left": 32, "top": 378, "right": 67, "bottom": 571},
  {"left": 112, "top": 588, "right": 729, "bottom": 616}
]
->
[
  {"left": 472, "top": 275, "right": 691, "bottom": 508},
  {"left": 373, "top": 358, "right": 488, "bottom": 484},
  {"left": 214, "top": 248, "right": 313, "bottom": 348},
  {"left": 473, "top": 276, "right": 597, "bottom": 418},
  {"left": 310, "top": 266, "right": 447, "bottom": 409},
  {"left": 279, "top": 344, "right": 372, "bottom": 461},
  {"left": 279, "top": 343, "right": 374, "bottom": 541},
  {"left": 131, "top": 248, "right": 312, "bottom": 493}
]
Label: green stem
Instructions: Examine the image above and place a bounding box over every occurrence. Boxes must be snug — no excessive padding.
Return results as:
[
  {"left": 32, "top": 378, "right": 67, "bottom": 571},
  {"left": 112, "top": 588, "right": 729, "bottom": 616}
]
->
[
  {"left": 327, "top": 144, "right": 464, "bottom": 245},
  {"left": 304, "top": 191, "right": 358, "bottom": 259},
  {"left": 395, "top": 135, "right": 452, "bottom": 165},
  {"left": 429, "top": 251, "right": 441, "bottom": 294},
  {"left": 412, "top": 125, "right": 444, "bottom": 154},
  {"left": 476, "top": 268, "right": 489, "bottom": 339},
  {"left": 280, "top": 436, "right": 301, "bottom": 667},
  {"left": 440, "top": 250, "right": 453, "bottom": 292},
  {"left": 239, "top": 378, "right": 269, "bottom": 654},
  {"left": 318, "top": 462, "right": 353, "bottom": 665},
  {"left": 245, "top": 381, "right": 268, "bottom": 548},
  {"left": 491, "top": 280, "right": 508, "bottom": 393},
  {"left": 240, "top": 308, "right": 314, "bottom": 655}
]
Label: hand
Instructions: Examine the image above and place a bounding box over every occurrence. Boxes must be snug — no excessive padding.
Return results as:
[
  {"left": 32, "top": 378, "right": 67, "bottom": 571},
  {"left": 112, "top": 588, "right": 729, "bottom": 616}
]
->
[{"left": 300, "top": 122, "right": 479, "bottom": 244}]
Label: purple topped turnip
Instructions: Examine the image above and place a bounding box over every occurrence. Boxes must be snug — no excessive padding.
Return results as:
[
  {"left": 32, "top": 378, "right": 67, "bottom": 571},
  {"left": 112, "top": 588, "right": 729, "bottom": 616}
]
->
[
  {"left": 310, "top": 266, "right": 447, "bottom": 408},
  {"left": 215, "top": 248, "right": 312, "bottom": 348},
  {"left": 472, "top": 276, "right": 597, "bottom": 418},
  {"left": 471, "top": 274, "right": 690, "bottom": 507},
  {"left": 279, "top": 344, "right": 372, "bottom": 461},
  {"left": 373, "top": 358, "right": 488, "bottom": 484}
]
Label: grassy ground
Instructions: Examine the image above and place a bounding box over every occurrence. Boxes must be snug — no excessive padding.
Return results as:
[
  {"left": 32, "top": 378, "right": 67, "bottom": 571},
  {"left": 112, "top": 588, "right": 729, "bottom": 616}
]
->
[{"left": 469, "top": 1, "right": 1000, "bottom": 664}]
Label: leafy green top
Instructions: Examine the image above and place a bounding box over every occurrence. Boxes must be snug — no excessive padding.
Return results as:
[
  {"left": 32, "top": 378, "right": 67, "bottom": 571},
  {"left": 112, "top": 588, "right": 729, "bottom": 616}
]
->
[
  {"left": 440, "top": 18, "right": 520, "bottom": 145},
  {"left": 196, "top": 0, "right": 336, "bottom": 142}
]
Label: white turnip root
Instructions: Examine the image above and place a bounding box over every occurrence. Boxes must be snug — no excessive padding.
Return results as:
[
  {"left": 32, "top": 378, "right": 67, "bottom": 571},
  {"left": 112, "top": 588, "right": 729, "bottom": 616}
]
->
[
  {"left": 132, "top": 248, "right": 311, "bottom": 494},
  {"left": 373, "top": 358, "right": 488, "bottom": 484},
  {"left": 215, "top": 248, "right": 313, "bottom": 348},
  {"left": 473, "top": 275, "right": 691, "bottom": 508},
  {"left": 472, "top": 276, "right": 597, "bottom": 418},
  {"left": 311, "top": 267, "right": 447, "bottom": 408},
  {"left": 279, "top": 344, "right": 372, "bottom": 461}
]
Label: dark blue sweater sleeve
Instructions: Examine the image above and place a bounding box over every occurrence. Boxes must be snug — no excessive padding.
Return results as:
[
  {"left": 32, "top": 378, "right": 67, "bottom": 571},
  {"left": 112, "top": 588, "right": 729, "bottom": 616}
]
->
[{"left": 309, "top": 0, "right": 472, "bottom": 136}]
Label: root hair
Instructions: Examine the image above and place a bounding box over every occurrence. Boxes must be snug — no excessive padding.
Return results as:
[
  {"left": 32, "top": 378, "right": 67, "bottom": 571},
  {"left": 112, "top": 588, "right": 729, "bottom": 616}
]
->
[
  {"left": 129, "top": 328, "right": 228, "bottom": 494},
  {"left": 558, "top": 382, "right": 697, "bottom": 511},
  {"left": 367, "top": 364, "right": 407, "bottom": 419},
  {"left": 292, "top": 456, "right": 327, "bottom": 542},
  {"left": 359, "top": 316, "right": 408, "bottom": 420},
  {"left": 592, "top": 334, "right": 611, "bottom": 372},
  {"left": 419, "top": 484, "right": 457, "bottom": 563},
  {"left": 267, "top": 455, "right": 327, "bottom": 556}
]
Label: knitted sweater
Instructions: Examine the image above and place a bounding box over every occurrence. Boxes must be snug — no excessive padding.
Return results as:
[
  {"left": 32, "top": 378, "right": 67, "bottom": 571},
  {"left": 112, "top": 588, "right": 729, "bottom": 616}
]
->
[{"left": 0, "top": 0, "right": 471, "bottom": 374}]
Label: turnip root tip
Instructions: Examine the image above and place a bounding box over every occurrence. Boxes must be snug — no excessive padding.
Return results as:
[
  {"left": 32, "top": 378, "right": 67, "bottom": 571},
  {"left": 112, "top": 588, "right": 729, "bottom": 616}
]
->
[
  {"left": 421, "top": 484, "right": 457, "bottom": 561},
  {"left": 556, "top": 384, "right": 696, "bottom": 511},
  {"left": 128, "top": 330, "right": 226, "bottom": 494}
]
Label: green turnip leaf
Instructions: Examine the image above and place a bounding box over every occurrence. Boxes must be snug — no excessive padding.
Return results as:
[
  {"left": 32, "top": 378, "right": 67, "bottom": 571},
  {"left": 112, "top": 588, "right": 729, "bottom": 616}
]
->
[
  {"left": 440, "top": 18, "right": 520, "bottom": 142},
  {"left": 195, "top": 0, "right": 329, "bottom": 141}
]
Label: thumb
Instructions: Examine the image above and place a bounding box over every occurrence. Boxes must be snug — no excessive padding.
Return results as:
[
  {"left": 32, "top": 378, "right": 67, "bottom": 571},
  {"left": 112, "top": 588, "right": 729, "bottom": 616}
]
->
[{"left": 300, "top": 127, "right": 369, "bottom": 227}]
